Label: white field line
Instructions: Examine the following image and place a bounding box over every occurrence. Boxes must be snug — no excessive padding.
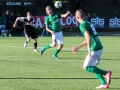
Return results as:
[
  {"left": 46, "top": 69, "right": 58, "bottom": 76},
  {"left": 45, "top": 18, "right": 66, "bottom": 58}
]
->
[
  {"left": 0, "top": 44, "right": 119, "bottom": 46},
  {"left": 0, "top": 45, "right": 119, "bottom": 53},
  {"left": 0, "top": 58, "right": 115, "bottom": 61}
]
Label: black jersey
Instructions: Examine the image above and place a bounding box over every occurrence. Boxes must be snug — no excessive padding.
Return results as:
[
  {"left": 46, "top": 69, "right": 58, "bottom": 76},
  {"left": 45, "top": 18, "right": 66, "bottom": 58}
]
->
[{"left": 19, "top": 17, "right": 35, "bottom": 33}]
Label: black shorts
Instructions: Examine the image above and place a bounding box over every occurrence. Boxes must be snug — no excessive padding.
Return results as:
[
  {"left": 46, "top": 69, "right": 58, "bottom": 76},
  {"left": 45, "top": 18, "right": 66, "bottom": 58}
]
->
[{"left": 27, "top": 31, "right": 38, "bottom": 39}]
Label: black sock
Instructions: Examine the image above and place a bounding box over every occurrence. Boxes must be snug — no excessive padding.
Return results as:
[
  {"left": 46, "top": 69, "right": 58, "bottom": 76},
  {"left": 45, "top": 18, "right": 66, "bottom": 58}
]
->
[{"left": 34, "top": 43, "right": 37, "bottom": 49}]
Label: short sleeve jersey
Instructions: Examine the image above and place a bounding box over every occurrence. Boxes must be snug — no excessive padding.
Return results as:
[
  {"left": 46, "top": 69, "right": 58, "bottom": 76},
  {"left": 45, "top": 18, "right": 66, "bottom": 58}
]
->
[
  {"left": 45, "top": 13, "right": 62, "bottom": 32},
  {"left": 19, "top": 17, "right": 35, "bottom": 32},
  {"left": 79, "top": 20, "right": 103, "bottom": 51}
]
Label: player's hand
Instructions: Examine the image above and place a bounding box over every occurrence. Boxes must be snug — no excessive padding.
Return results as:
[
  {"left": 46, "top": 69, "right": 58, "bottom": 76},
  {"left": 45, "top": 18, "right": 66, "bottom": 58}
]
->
[
  {"left": 13, "top": 24, "right": 17, "bottom": 27},
  {"left": 67, "top": 11, "right": 70, "bottom": 15},
  {"left": 50, "top": 31, "right": 55, "bottom": 35},
  {"left": 72, "top": 46, "right": 80, "bottom": 54},
  {"left": 88, "top": 51, "right": 93, "bottom": 59}
]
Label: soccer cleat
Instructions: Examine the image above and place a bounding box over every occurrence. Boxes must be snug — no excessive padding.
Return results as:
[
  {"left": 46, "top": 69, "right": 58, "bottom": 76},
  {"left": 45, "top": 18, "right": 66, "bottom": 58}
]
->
[
  {"left": 52, "top": 55, "right": 59, "bottom": 59},
  {"left": 34, "top": 49, "right": 38, "bottom": 52},
  {"left": 96, "top": 84, "right": 108, "bottom": 89},
  {"left": 24, "top": 41, "right": 27, "bottom": 48},
  {"left": 105, "top": 71, "right": 112, "bottom": 85},
  {"left": 40, "top": 47, "right": 45, "bottom": 55}
]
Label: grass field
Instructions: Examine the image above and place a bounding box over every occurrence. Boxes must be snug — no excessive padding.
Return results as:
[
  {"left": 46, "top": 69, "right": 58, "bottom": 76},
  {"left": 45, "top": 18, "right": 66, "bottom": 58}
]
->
[{"left": 0, "top": 36, "right": 120, "bottom": 90}]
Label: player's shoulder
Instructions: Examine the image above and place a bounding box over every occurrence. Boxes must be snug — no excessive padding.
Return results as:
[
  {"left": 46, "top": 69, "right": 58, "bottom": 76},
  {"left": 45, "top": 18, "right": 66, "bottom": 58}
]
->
[
  {"left": 45, "top": 17, "right": 49, "bottom": 21},
  {"left": 81, "top": 20, "right": 90, "bottom": 26}
]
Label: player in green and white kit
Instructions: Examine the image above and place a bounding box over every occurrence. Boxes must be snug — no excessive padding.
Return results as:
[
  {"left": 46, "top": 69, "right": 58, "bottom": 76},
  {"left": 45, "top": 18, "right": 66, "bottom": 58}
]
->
[
  {"left": 40, "top": 6, "right": 70, "bottom": 59},
  {"left": 72, "top": 10, "right": 112, "bottom": 89}
]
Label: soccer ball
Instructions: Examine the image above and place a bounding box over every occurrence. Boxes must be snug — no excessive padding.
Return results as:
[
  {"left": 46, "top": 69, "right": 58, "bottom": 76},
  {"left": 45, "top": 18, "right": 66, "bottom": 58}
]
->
[{"left": 54, "top": 1, "right": 62, "bottom": 8}]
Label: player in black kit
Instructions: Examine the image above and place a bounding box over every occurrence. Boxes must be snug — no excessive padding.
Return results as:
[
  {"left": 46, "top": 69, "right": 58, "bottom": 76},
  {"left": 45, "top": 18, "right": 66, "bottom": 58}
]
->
[{"left": 13, "top": 12, "right": 38, "bottom": 52}]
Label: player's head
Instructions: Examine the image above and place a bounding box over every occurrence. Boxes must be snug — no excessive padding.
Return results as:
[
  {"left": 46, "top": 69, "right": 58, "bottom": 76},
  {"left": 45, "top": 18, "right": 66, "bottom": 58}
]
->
[
  {"left": 75, "top": 9, "right": 85, "bottom": 21},
  {"left": 46, "top": 5, "right": 52, "bottom": 15},
  {"left": 6, "top": 10, "right": 9, "bottom": 15},
  {"left": 27, "top": 12, "right": 32, "bottom": 20}
]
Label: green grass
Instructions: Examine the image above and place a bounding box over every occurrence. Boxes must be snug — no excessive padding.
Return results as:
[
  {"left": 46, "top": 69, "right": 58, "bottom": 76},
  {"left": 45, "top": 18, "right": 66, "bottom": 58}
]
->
[{"left": 0, "top": 36, "right": 120, "bottom": 90}]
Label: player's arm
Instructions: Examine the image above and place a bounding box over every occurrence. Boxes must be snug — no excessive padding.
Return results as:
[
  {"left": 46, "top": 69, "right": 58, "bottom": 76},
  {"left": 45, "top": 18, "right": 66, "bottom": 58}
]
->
[
  {"left": 13, "top": 17, "right": 25, "bottom": 27},
  {"left": 13, "top": 17, "right": 19, "bottom": 27},
  {"left": 84, "top": 30, "right": 91, "bottom": 51},
  {"left": 72, "top": 30, "right": 91, "bottom": 54},
  {"left": 72, "top": 40, "right": 87, "bottom": 54},
  {"left": 84, "top": 30, "right": 92, "bottom": 58},
  {"left": 45, "top": 18, "right": 54, "bottom": 34},
  {"left": 46, "top": 25, "right": 54, "bottom": 35},
  {"left": 61, "top": 11, "right": 70, "bottom": 18}
]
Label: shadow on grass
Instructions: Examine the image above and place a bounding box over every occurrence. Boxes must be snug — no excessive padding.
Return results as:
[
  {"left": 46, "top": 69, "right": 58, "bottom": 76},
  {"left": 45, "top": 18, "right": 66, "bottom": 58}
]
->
[
  {"left": 102, "top": 59, "right": 120, "bottom": 61},
  {"left": 0, "top": 77, "right": 119, "bottom": 80},
  {"left": 108, "top": 88, "right": 120, "bottom": 90}
]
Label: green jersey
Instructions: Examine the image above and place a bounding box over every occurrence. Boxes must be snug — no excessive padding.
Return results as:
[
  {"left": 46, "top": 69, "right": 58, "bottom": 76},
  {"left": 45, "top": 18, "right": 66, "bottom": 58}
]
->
[
  {"left": 45, "top": 13, "right": 62, "bottom": 32},
  {"left": 79, "top": 20, "right": 103, "bottom": 51}
]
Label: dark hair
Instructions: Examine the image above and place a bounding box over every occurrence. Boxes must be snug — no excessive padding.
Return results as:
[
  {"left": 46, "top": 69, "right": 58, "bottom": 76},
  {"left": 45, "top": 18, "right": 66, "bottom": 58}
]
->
[{"left": 27, "top": 12, "right": 32, "bottom": 15}]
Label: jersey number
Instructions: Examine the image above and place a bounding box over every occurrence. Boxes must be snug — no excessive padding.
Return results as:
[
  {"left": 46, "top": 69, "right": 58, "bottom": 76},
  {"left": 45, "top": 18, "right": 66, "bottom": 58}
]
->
[
  {"left": 90, "top": 24, "right": 99, "bottom": 41},
  {"left": 54, "top": 18, "right": 59, "bottom": 23},
  {"left": 90, "top": 24, "right": 97, "bottom": 35}
]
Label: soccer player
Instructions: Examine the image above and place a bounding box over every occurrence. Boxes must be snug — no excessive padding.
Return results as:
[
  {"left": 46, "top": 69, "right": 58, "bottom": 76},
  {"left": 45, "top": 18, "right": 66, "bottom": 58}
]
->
[
  {"left": 5, "top": 10, "right": 12, "bottom": 37},
  {"left": 40, "top": 6, "right": 70, "bottom": 59},
  {"left": 72, "top": 10, "right": 112, "bottom": 89},
  {"left": 13, "top": 12, "right": 38, "bottom": 52}
]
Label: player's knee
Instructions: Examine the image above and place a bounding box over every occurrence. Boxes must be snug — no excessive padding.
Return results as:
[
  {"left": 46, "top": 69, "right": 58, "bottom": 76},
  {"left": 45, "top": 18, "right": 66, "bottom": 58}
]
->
[
  {"left": 34, "top": 40, "right": 37, "bottom": 43},
  {"left": 83, "top": 66, "right": 87, "bottom": 71},
  {"left": 58, "top": 44, "right": 63, "bottom": 49},
  {"left": 51, "top": 44, "right": 56, "bottom": 47}
]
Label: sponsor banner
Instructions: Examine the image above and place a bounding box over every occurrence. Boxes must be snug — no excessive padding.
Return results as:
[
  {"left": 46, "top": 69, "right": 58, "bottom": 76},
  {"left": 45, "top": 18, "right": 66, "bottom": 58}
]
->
[
  {"left": 0, "top": 1, "right": 35, "bottom": 6},
  {"left": 24, "top": 2, "right": 35, "bottom": 6},
  {"left": 0, "top": 16, "right": 119, "bottom": 29},
  {"left": 109, "top": 17, "right": 120, "bottom": 28},
  {"left": 34, "top": 16, "right": 120, "bottom": 28},
  {"left": 90, "top": 16, "right": 120, "bottom": 28},
  {"left": 6, "top": 1, "right": 21, "bottom": 6}
]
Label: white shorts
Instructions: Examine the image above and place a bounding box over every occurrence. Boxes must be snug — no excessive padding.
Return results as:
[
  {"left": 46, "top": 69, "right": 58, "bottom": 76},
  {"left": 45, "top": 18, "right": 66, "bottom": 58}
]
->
[
  {"left": 52, "top": 31, "right": 64, "bottom": 45},
  {"left": 83, "top": 49, "right": 103, "bottom": 67}
]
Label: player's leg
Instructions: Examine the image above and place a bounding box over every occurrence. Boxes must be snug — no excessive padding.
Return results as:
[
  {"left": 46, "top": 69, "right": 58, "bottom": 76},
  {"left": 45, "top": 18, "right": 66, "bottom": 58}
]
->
[
  {"left": 53, "top": 44, "right": 63, "bottom": 59},
  {"left": 24, "top": 32, "right": 30, "bottom": 48},
  {"left": 31, "top": 32, "right": 38, "bottom": 52},
  {"left": 53, "top": 31, "right": 64, "bottom": 59},
  {"left": 33, "top": 38, "right": 38, "bottom": 52},
  {"left": 9, "top": 23, "right": 12, "bottom": 37},
  {"left": 24, "top": 37, "right": 30, "bottom": 48},
  {"left": 83, "top": 49, "right": 112, "bottom": 89},
  {"left": 40, "top": 33, "right": 57, "bottom": 55}
]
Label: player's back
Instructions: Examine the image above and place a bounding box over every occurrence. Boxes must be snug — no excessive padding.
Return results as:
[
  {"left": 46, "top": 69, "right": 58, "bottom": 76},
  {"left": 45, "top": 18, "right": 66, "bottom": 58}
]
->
[{"left": 80, "top": 20, "right": 103, "bottom": 51}]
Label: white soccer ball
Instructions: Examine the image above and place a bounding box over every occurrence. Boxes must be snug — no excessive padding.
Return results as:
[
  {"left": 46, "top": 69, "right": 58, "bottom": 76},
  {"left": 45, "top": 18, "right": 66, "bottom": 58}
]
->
[{"left": 54, "top": 1, "right": 62, "bottom": 8}]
